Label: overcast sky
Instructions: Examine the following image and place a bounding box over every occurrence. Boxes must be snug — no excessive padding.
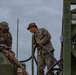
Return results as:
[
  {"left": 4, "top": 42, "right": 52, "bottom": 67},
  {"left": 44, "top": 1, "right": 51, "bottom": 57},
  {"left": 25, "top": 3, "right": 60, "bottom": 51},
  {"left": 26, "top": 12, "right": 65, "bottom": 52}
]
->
[{"left": 0, "top": 0, "right": 74, "bottom": 75}]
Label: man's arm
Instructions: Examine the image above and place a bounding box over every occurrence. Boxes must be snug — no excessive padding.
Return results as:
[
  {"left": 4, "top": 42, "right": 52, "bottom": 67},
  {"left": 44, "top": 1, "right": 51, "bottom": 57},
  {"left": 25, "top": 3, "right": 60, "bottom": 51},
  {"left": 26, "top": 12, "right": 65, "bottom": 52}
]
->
[{"left": 40, "top": 28, "right": 51, "bottom": 45}]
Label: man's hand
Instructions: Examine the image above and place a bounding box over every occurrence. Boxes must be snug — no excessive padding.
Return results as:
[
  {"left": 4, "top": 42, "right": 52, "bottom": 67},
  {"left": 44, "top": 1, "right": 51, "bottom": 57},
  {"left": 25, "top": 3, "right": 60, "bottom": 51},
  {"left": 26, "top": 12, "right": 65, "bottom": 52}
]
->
[{"left": 37, "top": 40, "right": 41, "bottom": 44}]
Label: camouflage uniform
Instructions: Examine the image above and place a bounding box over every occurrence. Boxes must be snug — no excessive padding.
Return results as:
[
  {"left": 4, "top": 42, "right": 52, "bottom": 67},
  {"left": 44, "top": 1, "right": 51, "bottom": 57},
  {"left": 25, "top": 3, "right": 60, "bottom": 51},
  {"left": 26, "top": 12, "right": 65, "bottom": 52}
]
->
[
  {"left": 33, "top": 28, "right": 54, "bottom": 75},
  {"left": 0, "top": 22, "right": 12, "bottom": 48},
  {"left": 0, "top": 22, "right": 14, "bottom": 55}
]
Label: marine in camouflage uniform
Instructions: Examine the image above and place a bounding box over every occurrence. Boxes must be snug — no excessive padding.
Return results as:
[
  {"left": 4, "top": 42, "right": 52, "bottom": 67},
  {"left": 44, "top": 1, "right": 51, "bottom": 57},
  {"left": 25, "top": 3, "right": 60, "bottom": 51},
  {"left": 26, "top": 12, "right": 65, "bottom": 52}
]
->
[
  {"left": 0, "top": 21, "right": 12, "bottom": 48},
  {"left": 0, "top": 22, "right": 15, "bottom": 55},
  {"left": 27, "top": 23, "right": 54, "bottom": 75}
]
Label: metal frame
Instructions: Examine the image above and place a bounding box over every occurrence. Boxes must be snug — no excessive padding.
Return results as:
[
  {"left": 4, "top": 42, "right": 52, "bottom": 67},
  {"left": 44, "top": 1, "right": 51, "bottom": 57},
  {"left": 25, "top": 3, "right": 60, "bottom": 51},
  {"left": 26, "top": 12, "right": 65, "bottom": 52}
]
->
[{"left": 61, "top": 0, "right": 76, "bottom": 75}]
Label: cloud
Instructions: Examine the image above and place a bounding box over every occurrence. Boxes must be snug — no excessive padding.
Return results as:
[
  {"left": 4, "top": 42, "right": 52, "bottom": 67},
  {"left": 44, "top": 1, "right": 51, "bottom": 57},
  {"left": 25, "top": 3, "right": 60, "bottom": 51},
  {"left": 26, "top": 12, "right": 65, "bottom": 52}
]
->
[{"left": 0, "top": 8, "right": 11, "bottom": 20}]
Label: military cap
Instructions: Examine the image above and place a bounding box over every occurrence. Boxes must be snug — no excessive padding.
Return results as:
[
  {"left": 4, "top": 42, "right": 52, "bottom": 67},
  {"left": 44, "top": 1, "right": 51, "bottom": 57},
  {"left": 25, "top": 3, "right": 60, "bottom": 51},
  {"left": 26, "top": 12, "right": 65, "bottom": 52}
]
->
[{"left": 27, "top": 23, "right": 38, "bottom": 30}]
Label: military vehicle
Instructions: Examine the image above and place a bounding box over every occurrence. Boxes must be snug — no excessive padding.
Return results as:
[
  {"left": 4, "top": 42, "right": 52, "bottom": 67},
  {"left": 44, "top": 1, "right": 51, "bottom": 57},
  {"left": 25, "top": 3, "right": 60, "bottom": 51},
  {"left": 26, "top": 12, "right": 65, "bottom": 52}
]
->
[{"left": 0, "top": 44, "right": 29, "bottom": 75}]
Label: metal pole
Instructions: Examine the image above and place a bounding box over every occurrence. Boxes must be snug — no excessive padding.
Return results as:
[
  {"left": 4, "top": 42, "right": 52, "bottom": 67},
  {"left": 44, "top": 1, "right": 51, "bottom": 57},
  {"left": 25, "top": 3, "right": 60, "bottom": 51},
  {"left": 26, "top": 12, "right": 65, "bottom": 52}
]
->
[
  {"left": 31, "top": 35, "right": 34, "bottom": 75},
  {"left": 16, "top": 18, "right": 19, "bottom": 58}
]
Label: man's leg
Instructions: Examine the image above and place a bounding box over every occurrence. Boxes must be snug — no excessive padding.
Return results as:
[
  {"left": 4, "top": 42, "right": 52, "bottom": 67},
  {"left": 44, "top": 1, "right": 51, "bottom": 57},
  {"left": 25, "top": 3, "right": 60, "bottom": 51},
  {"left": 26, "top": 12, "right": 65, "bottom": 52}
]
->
[
  {"left": 44, "top": 53, "right": 54, "bottom": 75},
  {"left": 37, "top": 55, "right": 45, "bottom": 75}
]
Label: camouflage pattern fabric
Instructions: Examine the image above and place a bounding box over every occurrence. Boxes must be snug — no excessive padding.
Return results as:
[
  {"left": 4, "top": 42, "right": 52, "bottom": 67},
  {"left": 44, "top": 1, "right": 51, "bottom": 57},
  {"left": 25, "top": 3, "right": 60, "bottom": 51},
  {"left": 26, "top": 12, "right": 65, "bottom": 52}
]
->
[
  {"left": 0, "top": 22, "right": 12, "bottom": 48},
  {"left": 0, "top": 32, "right": 12, "bottom": 47},
  {"left": 0, "top": 22, "right": 14, "bottom": 56},
  {"left": 33, "top": 28, "right": 54, "bottom": 75}
]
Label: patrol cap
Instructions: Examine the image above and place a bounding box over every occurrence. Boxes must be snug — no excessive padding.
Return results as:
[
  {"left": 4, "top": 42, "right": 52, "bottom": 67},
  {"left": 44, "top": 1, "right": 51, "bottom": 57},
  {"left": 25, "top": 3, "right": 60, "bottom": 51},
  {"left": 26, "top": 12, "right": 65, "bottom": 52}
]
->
[{"left": 27, "top": 23, "right": 38, "bottom": 30}]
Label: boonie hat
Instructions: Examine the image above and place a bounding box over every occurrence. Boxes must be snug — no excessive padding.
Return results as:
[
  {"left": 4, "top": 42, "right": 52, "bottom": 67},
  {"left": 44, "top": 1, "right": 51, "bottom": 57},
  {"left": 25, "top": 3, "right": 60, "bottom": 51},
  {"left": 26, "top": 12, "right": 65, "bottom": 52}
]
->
[{"left": 27, "top": 23, "right": 37, "bottom": 30}]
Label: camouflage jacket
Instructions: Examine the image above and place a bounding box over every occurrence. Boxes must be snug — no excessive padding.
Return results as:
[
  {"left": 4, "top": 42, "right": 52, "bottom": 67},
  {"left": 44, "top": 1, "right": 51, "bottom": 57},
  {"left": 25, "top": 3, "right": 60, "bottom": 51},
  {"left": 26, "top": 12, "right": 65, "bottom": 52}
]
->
[
  {"left": 0, "top": 31, "right": 12, "bottom": 48},
  {"left": 33, "top": 28, "right": 54, "bottom": 55}
]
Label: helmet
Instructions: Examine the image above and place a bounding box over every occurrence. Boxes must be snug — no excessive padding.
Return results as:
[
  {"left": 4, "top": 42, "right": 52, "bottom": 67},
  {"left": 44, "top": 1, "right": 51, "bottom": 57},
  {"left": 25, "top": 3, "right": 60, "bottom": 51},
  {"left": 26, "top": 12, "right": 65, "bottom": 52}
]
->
[
  {"left": 27, "top": 23, "right": 38, "bottom": 30},
  {"left": 1, "top": 21, "right": 8, "bottom": 26},
  {"left": 0, "top": 21, "right": 9, "bottom": 30}
]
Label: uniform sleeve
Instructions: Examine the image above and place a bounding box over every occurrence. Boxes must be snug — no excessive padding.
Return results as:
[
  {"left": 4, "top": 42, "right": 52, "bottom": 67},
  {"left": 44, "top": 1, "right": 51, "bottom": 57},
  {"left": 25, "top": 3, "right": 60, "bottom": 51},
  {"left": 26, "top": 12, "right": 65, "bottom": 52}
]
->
[{"left": 40, "top": 28, "right": 51, "bottom": 45}]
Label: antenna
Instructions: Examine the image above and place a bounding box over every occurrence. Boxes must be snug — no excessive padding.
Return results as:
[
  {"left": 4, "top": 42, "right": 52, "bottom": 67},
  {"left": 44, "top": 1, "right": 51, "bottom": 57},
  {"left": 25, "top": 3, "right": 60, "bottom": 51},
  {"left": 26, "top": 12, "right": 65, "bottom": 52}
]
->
[{"left": 16, "top": 18, "right": 19, "bottom": 58}]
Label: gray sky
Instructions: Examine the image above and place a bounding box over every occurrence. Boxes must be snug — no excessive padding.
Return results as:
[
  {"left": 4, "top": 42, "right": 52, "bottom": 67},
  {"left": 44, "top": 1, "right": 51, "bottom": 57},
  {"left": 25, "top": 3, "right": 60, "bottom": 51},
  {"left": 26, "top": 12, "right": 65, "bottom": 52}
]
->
[{"left": 0, "top": 0, "right": 65, "bottom": 74}]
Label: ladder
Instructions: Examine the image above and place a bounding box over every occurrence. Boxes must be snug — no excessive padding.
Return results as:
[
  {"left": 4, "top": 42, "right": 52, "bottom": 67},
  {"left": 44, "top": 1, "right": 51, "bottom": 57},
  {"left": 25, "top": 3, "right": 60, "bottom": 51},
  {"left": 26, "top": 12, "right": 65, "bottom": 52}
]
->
[{"left": 61, "top": 0, "right": 76, "bottom": 75}]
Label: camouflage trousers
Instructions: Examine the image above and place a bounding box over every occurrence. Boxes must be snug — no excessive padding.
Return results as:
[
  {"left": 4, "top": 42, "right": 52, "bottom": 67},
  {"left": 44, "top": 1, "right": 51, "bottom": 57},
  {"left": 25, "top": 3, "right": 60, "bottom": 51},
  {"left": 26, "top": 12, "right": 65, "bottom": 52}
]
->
[{"left": 37, "top": 52, "right": 54, "bottom": 75}]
